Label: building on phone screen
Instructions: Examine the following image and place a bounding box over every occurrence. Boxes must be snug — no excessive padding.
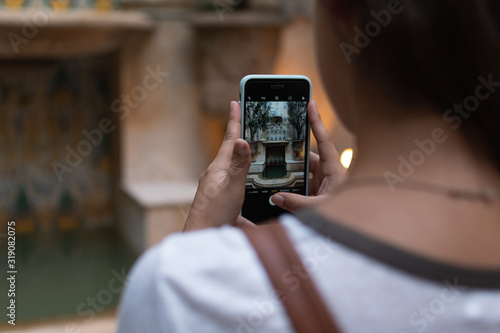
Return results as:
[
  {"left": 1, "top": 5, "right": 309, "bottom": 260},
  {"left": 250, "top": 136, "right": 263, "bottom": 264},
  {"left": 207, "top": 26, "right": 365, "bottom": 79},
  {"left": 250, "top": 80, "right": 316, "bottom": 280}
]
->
[{"left": 244, "top": 101, "right": 307, "bottom": 189}]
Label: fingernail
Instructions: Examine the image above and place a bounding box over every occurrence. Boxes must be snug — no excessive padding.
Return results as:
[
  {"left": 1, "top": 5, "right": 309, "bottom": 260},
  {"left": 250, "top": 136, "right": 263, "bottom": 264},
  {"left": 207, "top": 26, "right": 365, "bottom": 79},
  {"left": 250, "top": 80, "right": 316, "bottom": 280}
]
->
[
  {"left": 272, "top": 194, "right": 284, "bottom": 206},
  {"left": 236, "top": 140, "right": 249, "bottom": 155}
]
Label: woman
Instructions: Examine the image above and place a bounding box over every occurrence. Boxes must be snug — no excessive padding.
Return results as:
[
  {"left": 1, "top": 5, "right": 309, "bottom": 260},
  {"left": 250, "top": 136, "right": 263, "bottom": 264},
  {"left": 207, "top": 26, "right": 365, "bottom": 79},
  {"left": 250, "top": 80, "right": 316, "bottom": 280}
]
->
[{"left": 117, "top": 0, "right": 500, "bottom": 332}]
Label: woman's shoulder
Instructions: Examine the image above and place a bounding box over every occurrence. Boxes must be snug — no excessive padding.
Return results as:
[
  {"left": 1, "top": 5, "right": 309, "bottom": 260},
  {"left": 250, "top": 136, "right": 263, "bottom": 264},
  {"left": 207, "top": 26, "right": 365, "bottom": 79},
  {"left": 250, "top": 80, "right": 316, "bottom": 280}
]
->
[
  {"left": 124, "top": 225, "right": 265, "bottom": 299},
  {"left": 154, "top": 225, "right": 252, "bottom": 270},
  {"left": 116, "top": 224, "right": 302, "bottom": 333},
  {"left": 139, "top": 217, "right": 320, "bottom": 278}
]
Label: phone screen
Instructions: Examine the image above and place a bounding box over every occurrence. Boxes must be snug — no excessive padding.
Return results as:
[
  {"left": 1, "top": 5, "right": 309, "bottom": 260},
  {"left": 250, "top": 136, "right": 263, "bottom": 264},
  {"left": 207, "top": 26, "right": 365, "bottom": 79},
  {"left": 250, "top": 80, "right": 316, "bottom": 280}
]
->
[{"left": 241, "top": 78, "right": 310, "bottom": 223}]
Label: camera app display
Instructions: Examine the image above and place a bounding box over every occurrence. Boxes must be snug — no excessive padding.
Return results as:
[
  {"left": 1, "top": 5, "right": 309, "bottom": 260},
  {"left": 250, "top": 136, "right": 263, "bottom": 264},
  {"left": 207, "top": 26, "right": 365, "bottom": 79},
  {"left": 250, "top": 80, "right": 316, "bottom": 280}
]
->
[{"left": 243, "top": 100, "right": 307, "bottom": 190}]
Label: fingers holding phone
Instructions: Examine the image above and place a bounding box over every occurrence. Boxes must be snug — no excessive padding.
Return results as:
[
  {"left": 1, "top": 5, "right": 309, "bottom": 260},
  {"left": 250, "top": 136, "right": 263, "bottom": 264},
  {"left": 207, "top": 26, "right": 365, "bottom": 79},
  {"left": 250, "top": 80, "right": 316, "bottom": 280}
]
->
[
  {"left": 183, "top": 102, "right": 252, "bottom": 232},
  {"left": 271, "top": 100, "right": 348, "bottom": 212}
]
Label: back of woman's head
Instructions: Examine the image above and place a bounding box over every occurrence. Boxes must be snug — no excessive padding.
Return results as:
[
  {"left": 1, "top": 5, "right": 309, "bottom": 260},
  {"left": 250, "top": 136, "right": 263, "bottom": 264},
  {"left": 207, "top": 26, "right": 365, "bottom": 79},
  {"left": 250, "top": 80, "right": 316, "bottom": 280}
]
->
[{"left": 328, "top": 0, "right": 500, "bottom": 168}]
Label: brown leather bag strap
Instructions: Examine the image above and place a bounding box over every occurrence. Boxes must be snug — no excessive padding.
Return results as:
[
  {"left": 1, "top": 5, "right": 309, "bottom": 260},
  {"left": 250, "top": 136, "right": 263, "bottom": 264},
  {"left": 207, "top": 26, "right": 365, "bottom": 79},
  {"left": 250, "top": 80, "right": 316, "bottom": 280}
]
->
[{"left": 241, "top": 222, "right": 342, "bottom": 333}]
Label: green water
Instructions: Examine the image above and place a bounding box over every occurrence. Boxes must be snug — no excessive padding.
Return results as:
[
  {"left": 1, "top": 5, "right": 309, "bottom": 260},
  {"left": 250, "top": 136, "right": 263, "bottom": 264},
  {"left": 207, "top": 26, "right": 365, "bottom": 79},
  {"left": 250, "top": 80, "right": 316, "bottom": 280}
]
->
[
  {"left": 263, "top": 164, "right": 287, "bottom": 179},
  {"left": 0, "top": 227, "right": 137, "bottom": 323}
]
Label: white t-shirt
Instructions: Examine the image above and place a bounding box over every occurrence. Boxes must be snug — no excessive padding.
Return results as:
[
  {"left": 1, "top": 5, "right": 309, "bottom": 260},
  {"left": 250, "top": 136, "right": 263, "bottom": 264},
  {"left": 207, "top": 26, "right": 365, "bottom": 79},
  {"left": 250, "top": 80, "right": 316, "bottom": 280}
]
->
[{"left": 116, "top": 210, "right": 500, "bottom": 333}]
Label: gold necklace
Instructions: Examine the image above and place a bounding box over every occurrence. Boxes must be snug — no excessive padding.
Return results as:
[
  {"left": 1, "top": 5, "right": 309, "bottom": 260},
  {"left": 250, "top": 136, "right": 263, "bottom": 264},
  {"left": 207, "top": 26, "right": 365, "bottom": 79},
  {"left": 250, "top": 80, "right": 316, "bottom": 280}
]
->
[{"left": 336, "top": 177, "right": 498, "bottom": 203}]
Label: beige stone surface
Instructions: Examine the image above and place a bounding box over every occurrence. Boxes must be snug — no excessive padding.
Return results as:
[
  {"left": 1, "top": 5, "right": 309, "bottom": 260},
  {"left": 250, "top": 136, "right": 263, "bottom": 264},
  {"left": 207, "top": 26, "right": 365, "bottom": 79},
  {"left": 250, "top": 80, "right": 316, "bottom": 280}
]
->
[
  {"left": 117, "top": 181, "right": 196, "bottom": 252},
  {"left": 0, "top": 11, "right": 153, "bottom": 58},
  {"left": 0, "top": 311, "right": 116, "bottom": 333},
  {"left": 195, "top": 23, "right": 282, "bottom": 117},
  {"left": 120, "top": 21, "right": 208, "bottom": 184},
  {"left": 146, "top": 204, "right": 189, "bottom": 246}
]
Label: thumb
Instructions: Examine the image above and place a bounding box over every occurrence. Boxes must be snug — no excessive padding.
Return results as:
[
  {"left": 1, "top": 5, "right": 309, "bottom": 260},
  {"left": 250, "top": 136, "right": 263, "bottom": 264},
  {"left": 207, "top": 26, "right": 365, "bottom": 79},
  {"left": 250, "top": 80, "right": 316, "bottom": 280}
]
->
[
  {"left": 227, "top": 139, "right": 251, "bottom": 185},
  {"left": 271, "top": 192, "right": 327, "bottom": 212}
]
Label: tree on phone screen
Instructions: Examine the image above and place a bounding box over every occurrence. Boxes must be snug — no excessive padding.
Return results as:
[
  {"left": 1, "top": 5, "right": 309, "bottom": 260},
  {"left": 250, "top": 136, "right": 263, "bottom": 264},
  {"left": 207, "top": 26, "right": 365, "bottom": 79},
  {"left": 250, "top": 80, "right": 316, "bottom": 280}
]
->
[
  {"left": 245, "top": 101, "right": 271, "bottom": 141},
  {"left": 287, "top": 101, "right": 307, "bottom": 140}
]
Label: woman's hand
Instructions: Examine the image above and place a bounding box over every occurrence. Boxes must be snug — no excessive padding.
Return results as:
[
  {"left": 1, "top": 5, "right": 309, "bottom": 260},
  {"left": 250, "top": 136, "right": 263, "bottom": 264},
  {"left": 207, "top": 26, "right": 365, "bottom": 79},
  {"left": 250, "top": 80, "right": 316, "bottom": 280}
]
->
[
  {"left": 183, "top": 101, "right": 254, "bottom": 232},
  {"left": 183, "top": 100, "right": 347, "bottom": 231},
  {"left": 270, "top": 101, "right": 348, "bottom": 211}
]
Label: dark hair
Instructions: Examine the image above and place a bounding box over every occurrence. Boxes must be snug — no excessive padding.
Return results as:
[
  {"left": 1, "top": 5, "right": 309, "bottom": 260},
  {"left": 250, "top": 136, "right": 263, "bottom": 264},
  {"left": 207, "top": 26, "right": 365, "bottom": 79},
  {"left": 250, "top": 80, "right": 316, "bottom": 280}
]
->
[{"left": 331, "top": 0, "right": 500, "bottom": 169}]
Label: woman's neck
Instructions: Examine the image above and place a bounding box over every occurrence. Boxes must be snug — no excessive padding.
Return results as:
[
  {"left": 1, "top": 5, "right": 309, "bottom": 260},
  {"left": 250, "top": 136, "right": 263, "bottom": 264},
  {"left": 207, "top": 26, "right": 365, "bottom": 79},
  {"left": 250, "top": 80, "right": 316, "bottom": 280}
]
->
[
  {"left": 349, "top": 100, "right": 500, "bottom": 191},
  {"left": 316, "top": 99, "right": 500, "bottom": 268}
]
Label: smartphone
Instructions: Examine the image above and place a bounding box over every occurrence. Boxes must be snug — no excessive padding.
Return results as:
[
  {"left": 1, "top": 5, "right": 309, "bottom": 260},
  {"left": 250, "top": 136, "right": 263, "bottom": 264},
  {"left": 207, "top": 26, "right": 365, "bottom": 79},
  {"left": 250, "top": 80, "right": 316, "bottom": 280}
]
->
[{"left": 239, "top": 75, "right": 311, "bottom": 223}]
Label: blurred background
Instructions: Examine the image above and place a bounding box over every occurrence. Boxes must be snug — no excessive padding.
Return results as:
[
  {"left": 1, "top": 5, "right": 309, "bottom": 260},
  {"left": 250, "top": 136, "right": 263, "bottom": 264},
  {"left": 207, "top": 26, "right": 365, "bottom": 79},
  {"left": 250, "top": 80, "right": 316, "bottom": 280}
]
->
[{"left": 0, "top": 0, "right": 354, "bottom": 331}]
